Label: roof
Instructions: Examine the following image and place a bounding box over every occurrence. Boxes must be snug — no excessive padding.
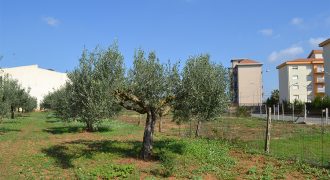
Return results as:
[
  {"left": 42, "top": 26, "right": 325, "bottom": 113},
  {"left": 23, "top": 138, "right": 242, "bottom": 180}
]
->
[
  {"left": 307, "top": 50, "right": 323, "bottom": 58},
  {"left": 276, "top": 58, "right": 324, "bottom": 69},
  {"left": 319, "top": 38, "right": 330, "bottom": 47},
  {"left": 231, "top": 59, "right": 262, "bottom": 66}
]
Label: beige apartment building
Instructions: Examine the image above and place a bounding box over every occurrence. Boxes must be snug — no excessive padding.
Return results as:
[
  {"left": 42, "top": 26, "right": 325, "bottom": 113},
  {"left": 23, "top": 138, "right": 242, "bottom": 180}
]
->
[
  {"left": 319, "top": 38, "right": 330, "bottom": 96},
  {"left": 230, "top": 59, "right": 263, "bottom": 106},
  {"left": 277, "top": 50, "right": 324, "bottom": 103},
  {"left": 1, "top": 65, "right": 68, "bottom": 108}
]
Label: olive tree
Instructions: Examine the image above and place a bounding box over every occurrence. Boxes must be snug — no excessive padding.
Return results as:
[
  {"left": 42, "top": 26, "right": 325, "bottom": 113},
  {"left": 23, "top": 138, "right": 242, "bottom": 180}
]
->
[
  {"left": 66, "top": 44, "right": 124, "bottom": 131},
  {"left": 115, "top": 49, "right": 178, "bottom": 160},
  {"left": 173, "top": 54, "right": 229, "bottom": 137}
]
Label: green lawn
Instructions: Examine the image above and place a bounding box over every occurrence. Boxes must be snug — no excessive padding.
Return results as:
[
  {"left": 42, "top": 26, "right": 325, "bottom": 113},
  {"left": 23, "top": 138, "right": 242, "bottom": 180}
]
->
[{"left": 0, "top": 112, "right": 329, "bottom": 179}]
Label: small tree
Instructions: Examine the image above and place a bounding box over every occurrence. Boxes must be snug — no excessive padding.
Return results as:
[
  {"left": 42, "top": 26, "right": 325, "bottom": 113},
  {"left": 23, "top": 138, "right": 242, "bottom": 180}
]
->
[
  {"left": 115, "top": 49, "right": 178, "bottom": 160},
  {"left": 66, "top": 44, "right": 124, "bottom": 131},
  {"left": 266, "top": 89, "right": 279, "bottom": 107},
  {"left": 173, "top": 54, "right": 229, "bottom": 137}
]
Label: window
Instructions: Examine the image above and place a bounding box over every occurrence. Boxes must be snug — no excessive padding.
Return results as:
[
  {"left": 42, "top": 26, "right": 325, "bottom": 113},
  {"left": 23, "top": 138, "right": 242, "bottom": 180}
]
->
[
  {"left": 307, "top": 84, "right": 312, "bottom": 91},
  {"left": 293, "top": 95, "right": 299, "bottom": 100},
  {"left": 292, "top": 85, "right": 299, "bottom": 90},
  {"left": 292, "top": 75, "right": 298, "bottom": 80},
  {"left": 306, "top": 75, "right": 312, "bottom": 81},
  {"left": 292, "top": 66, "right": 298, "bottom": 70}
]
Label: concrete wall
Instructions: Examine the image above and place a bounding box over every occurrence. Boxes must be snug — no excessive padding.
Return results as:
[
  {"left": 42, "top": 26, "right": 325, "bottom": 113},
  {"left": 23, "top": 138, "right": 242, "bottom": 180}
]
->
[
  {"left": 324, "top": 44, "right": 330, "bottom": 95},
  {"left": 1, "top": 65, "right": 68, "bottom": 108},
  {"left": 279, "top": 66, "right": 289, "bottom": 102},
  {"left": 237, "top": 65, "right": 262, "bottom": 105}
]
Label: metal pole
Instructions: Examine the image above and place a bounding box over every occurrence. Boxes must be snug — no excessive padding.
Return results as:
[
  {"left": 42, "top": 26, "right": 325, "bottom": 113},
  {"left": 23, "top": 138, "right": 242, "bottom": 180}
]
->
[
  {"left": 277, "top": 104, "right": 279, "bottom": 120},
  {"left": 273, "top": 104, "right": 275, "bottom": 117},
  {"left": 259, "top": 104, "right": 262, "bottom": 118},
  {"left": 326, "top": 108, "right": 328, "bottom": 125},
  {"left": 265, "top": 107, "right": 272, "bottom": 153},
  {"left": 292, "top": 104, "right": 295, "bottom": 122},
  {"left": 304, "top": 103, "right": 307, "bottom": 120},
  {"left": 265, "top": 104, "right": 267, "bottom": 118},
  {"left": 282, "top": 103, "right": 284, "bottom": 121}
]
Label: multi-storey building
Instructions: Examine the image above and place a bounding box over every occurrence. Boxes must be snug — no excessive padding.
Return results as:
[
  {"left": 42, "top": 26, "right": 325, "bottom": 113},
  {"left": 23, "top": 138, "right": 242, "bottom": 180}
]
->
[
  {"left": 230, "top": 59, "right": 263, "bottom": 106},
  {"left": 277, "top": 50, "right": 324, "bottom": 103},
  {"left": 319, "top": 38, "right": 330, "bottom": 96}
]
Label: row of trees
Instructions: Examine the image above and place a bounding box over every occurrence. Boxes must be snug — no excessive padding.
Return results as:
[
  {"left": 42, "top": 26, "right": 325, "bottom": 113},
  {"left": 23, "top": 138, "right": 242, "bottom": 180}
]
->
[
  {"left": 0, "top": 74, "right": 37, "bottom": 120},
  {"left": 42, "top": 43, "right": 229, "bottom": 159}
]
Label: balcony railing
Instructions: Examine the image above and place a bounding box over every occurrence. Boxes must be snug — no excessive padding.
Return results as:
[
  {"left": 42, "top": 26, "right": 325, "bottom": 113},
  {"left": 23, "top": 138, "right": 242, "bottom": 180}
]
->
[
  {"left": 317, "top": 78, "right": 325, "bottom": 83},
  {"left": 316, "top": 68, "right": 324, "bottom": 73},
  {"left": 317, "top": 88, "right": 325, "bottom": 93}
]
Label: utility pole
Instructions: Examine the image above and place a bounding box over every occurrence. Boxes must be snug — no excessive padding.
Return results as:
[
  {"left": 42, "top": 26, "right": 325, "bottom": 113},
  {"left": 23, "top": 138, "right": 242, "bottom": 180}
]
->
[{"left": 265, "top": 107, "right": 272, "bottom": 153}]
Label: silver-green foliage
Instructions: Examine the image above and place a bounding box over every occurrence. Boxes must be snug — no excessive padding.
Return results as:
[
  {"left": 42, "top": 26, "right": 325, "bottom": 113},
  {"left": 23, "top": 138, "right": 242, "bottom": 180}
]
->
[
  {"left": 0, "top": 75, "right": 37, "bottom": 119},
  {"left": 174, "top": 54, "right": 229, "bottom": 136},
  {"left": 65, "top": 44, "right": 124, "bottom": 131}
]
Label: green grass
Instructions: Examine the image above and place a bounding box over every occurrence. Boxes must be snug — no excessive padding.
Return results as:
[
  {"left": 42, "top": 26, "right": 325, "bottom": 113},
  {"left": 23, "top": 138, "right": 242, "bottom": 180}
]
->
[
  {"left": 197, "top": 116, "right": 330, "bottom": 167},
  {"left": 0, "top": 112, "right": 329, "bottom": 179}
]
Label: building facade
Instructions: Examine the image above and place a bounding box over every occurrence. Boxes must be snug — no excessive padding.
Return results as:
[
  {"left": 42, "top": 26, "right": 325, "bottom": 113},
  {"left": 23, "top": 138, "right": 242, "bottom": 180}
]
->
[
  {"left": 319, "top": 39, "right": 330, "bottom": 96},
  {"left": 230, "top": 59, "right": 263, "bottom": 106},
  {"left": 277, "top": 50, "right": 324, "bottom": 103},
  {"left": 1, "top": 65, "right": 68, "bottom": 108}
]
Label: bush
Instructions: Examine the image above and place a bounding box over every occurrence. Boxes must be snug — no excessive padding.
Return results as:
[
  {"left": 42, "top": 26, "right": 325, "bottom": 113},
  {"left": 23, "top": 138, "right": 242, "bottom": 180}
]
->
[{"left": 236, "top": 106, "right": 250, "bottom": 117}]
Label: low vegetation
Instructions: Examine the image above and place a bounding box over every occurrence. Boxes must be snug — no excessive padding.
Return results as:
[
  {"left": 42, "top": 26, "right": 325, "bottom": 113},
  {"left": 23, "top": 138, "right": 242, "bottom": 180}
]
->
[{"left": 0, "top": 112, "right": 329, "bottom": 179}]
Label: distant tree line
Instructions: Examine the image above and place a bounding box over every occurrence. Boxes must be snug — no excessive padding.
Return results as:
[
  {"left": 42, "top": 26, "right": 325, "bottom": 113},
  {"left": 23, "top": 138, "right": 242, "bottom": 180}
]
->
[
  {"left": 0, "top": 74, "right": 37, "bottom": 120},
  {"left": 41, "top": 42, "right": 229, "bottom": 160}
]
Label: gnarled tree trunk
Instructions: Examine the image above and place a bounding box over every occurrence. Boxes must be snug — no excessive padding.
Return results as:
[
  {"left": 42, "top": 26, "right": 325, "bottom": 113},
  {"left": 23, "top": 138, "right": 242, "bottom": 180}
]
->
[
  {"left": 141, "top": 109, "right": 157, "bottom": 160},
  {"left": 11, "top": 105, "right": 15, "bottom": 119}
]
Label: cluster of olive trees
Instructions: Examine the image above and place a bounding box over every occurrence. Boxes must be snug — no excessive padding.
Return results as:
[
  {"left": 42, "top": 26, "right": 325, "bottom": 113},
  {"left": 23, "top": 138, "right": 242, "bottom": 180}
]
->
[
  {"left": 43, "top": 43, "right": 229, "bottom": 159},
  {"left": 0, "top": 75, "right": 37, "bottom": 120}
]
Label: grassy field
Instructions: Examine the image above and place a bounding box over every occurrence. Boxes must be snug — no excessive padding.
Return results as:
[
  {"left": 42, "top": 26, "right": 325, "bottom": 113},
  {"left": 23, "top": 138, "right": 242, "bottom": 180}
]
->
[{"left": 0, "top": 112, "right": 329, "bottom": 179}]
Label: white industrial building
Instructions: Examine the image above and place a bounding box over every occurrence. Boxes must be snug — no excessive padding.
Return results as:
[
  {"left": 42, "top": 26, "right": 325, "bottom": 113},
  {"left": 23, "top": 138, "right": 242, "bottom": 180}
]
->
[{"left": 1, "top": 65, "right": 68, "bottom": 108}]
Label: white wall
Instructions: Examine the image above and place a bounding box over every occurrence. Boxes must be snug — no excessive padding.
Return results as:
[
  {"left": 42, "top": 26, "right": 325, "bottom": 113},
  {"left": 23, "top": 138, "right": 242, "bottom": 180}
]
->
[
  {"left": 278, "top": 66, "right": 289, "bottom": 102},
  {"left": 237, "top": 65, "right": 263, "bottom": 105},
  {"left": 1, "top": 65, "right": 68, "bottom": 108},
  {"left": 287, "top": 64, "right": 312, "bottom": 102}
]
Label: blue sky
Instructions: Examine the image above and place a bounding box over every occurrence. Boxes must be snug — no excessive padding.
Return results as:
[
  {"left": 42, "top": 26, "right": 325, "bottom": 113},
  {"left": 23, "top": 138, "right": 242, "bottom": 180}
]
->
[{"left": 1, "top": 0, "right": 330, "bottom": 98}]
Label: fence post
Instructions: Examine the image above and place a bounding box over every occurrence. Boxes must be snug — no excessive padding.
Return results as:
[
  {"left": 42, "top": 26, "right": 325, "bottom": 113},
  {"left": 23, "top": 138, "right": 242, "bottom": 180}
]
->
[
  {"left": 282, "top": 103, "right": 284, "bottom": 121},
  {"left": 265, "top": 107, "right": 271, "bottom": 153},
  {"left": 326, "top": 108, "right": 328, "bottom": 125},
  {"left": 304, "top": 103, "right": 307, "bottom": 120},
  {"left": 265, "top": 104, "right": 267, "bottom": 118},
  {"left": 273, "top": 105, "right": 275, "bottom": 117},
  {"left": 277, "top": 104, "right": 279, "bottom": 120}
]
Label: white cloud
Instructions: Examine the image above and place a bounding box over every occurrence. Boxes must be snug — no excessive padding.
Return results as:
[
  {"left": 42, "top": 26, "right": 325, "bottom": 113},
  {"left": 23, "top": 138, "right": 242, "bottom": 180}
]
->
[
  {"left": 42, "top": 16, "right": 60, "bottom": 27},
  {"left": 291, "top": 17, "right": 303, "bottom": 25},
  {"left": 259, "top": 29, "right": 273, "bottom": 36},
  {"left": 268, "top": 45, "right": 304, "bottom": 62},
  {"left": 309, "top": 37, "right": 326, "bottom": 47}
]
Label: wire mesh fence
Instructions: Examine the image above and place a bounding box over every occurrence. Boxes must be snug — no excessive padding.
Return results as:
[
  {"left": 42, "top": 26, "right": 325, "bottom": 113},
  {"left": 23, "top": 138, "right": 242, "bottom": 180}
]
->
[{"left": 119, "top": 107, "right": 330, "bottom": 168}]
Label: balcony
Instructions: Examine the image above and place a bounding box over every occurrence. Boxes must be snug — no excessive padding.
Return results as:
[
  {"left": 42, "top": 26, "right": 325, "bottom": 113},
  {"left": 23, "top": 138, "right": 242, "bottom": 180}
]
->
[
  {"left": 316, "top": 78, "right": 325, "bottom": 83},
  {"left": 317, "top": 88, "right": 325, "bottom": 93},
  {"left": 315, "top": 68, "right": 324, "bottom": 73}
]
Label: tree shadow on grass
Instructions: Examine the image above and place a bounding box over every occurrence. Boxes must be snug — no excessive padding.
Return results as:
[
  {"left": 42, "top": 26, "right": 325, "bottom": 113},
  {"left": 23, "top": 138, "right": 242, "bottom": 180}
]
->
[
  {"left": 43, "top": 126, "right": 112, "bottom": 134},
  {"left": 45, "top": 119, "right": 60, "bottom": 123},
  {"left": 42, "top": 139, "right": 186, "bottom": 169},
  {"left": 0, "top": 127, "right": 20, "bottom": 135}
]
